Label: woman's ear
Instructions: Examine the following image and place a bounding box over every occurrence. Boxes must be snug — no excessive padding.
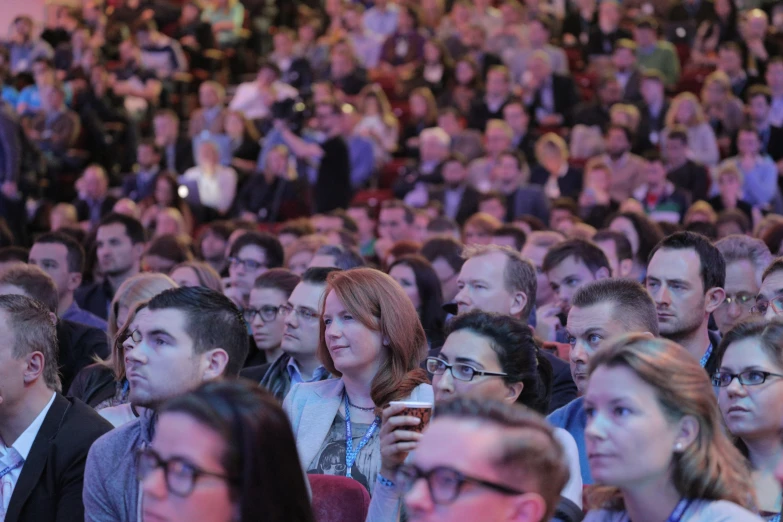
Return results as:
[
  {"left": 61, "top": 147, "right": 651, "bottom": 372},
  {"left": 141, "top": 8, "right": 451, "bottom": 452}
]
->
[
  {"left": 674, "top": 415, "right": 700, "bottom": 453},
  {"left": 505, "top": 382, "right": 524, "bottom": 404}
]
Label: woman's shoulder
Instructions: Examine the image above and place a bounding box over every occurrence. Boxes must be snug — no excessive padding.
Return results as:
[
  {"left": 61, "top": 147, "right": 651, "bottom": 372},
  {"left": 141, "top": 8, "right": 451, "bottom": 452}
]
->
[{"left": 689, "top": 499, "right": 765, "bottom": 521}]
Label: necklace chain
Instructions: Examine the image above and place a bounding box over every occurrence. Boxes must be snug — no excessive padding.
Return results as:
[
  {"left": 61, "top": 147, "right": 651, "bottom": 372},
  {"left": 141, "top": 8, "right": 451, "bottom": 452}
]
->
[{"left": 346, "top": 396, "right": 375, "bottom": 411}]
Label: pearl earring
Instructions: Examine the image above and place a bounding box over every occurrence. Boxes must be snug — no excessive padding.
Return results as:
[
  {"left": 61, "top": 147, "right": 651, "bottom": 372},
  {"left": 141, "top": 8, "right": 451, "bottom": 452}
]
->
[{"left": 675, "top": 443, "right": 683, "bottom": 451}]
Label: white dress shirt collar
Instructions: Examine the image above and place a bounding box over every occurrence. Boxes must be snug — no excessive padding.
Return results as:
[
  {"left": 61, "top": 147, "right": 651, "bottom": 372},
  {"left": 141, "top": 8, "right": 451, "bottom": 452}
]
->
[{"left": 1, "top": 392, "right": 56, "bottom": 461}]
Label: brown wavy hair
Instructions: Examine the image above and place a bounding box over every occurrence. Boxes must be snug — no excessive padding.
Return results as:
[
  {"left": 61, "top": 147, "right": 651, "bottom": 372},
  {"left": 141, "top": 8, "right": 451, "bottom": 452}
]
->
[
  {"left": 587, "top": 334, "right": 756, "bottom": 511},
  {"left": 317, "top": 268, "right": 429, "bottom": 412}
]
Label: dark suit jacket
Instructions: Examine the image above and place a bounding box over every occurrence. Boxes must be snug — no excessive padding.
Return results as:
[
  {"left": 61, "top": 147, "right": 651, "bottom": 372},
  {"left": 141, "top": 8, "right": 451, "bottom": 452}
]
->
[
  {"left": 541, "top": 350, "right": 578, "bottom": 413},
  {"left": 667, "top": 160, "right": 709, "bottom": 203},
  {"left": 635, "top": 101, "right": 670, "bottom": 153},
  {"left": 529, "top": 74, "right": 580, "bottom": 128},
  {"left": 467, "top": 94, "right": 510, "bottom": 131},
  {"left": 57, "top": 319, "right": 111, "bottom": 393},
  {"left": 121, "top": 170, "right": 159, "bottom": 202},
  {"left": 620, "top": 70, "right": 643, "bottom": 103},
  {"left": 159, "top": 136, "right": 195, "bottom": 174},
  {"left": 240, "top": 362, "right": 271, "bottom": 383},
  {"left": 529, "top": 165, "right": 584, "bottom": 201},
  {"left": 72, "top": 196, "right": 118, "bottom": 224},
  {"left": 0, "top": 102, "right": 21, "bottom": 184},
  {"left": 5, "top": 393, "right": 113, "bottom": 522},
  {"left": 508, "top": 185, "right": 551, "bottom": 224},
  {"left": 429, "top": 185, "right": 481, "bottom": 225}
]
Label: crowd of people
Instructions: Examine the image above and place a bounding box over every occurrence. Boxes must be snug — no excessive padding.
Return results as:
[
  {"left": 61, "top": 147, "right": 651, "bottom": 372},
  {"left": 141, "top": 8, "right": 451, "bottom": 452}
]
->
[{"left": 2, "top": 0, "right": 783, "bottom": 520}]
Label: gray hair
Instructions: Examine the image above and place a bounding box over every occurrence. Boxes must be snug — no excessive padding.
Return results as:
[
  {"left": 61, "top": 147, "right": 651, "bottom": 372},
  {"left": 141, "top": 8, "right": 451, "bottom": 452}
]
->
[
  {"left": 714, "top": 235, "right": 772, "bottom": 287},
  {"left": 419, "top": 127, "right": 451, "bottom": 148},
  {"left": 462, "top": 244, "right": 537, "bottom": 319},
  {"left": 315, "top": 245, "right": 366, "bottom": 270}
]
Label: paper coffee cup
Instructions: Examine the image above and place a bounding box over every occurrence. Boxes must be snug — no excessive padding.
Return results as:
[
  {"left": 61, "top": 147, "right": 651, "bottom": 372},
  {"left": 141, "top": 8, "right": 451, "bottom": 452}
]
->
[{"left": 389, "top": 401, "right": 433, "bottom": 433}]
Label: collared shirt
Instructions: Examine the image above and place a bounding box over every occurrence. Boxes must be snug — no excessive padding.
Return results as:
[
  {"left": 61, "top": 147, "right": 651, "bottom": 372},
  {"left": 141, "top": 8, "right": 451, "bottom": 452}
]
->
[
  {"left": 62, "top": 301, "right": 108, "bottom": 332},
  {"left": 0, "top": 392, "right": 56, "bottom": 516},
  {"left": 286, "top": 357, "right": 329, "bottom": 386}
]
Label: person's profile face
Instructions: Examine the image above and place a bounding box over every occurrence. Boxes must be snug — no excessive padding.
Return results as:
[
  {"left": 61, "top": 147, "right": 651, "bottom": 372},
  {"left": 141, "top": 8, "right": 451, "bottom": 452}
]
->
[
  {"left": 378, "top": 208, "right": 411, "bottom": 241},
  {"left": 547, "top": 256, "right": 603, "bottom": 312},
  {"left": 645, "top": 248, "right": 708, "bottom": 339},
  {"left": 0, "top": 310, "right": 29, "bottom": 417},
  {"left": 97, "top": 223, "right": 137, "bottom": 276},
  {"left": 228, "top": 245, "right": 269, "bottom": 293},
  {"left": 432, "top": 329, "right": 510, "bottom": 404},
  {"left": 565, "top": 302, "right": 627, "bottom": 395},
  {"left": 455, "top": 253, "right": 515, "bottom": 316},
  {"left": 584, "top": 365, "right": 685, "bottom": 488},
  {"left": 125, "top": 308, "right": 202, "bottom": 408},
  {"left": 323, "top": 291, "right": 384, "bottom": 376},
  {"left": 29, "top": 242, "right": 74, "bottom": 297},
  {"left": 141, "top": 412, "right": 234, "bottom": 522},
  {"left": 713, "top": 260, "right": 757, "bottom": 334},
  {"left": 281, "top": 282, "right": 325, "bottom": 358},
  {"left": 248, "top": 287, "right": 288, "bottom": 352}
]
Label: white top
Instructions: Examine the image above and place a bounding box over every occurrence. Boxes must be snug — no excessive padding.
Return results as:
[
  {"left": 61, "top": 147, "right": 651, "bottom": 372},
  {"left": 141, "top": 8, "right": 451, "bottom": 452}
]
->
[
  {"left": 0, "top": 392, "right": 56, "bottom": 517},
  {"left": 181, "top": 166, "right": 238, "bottom": 214},
  {"left": 228, "top": 80, "right": 298, "bottom": 121},
  {"left": 584, "top": 499, "right": 765, "bottom": 522},
  {"left": 98, "top": 404, "right": 137, "bottom": 428}
]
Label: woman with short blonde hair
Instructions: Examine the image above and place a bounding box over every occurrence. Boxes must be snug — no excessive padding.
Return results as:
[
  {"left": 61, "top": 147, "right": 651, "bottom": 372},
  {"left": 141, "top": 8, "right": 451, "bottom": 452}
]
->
[{"left": 662, "top": 93, "right": 720, "bottom": 166}]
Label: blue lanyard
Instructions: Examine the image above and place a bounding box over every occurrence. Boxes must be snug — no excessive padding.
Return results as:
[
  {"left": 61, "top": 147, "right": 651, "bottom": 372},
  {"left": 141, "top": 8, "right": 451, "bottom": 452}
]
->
[
  {"left": 666, "top": 499, "right": 693, "bottom": 522},
  {"left": 0, "top": 458, "right": 23, "bottom": 480},
  {"left": 700, "top": 344, "right": 713, "bottom": 369},
  {"left": 770, "top": 514, "right": 781, "bottom": 522},
  {"left": 344, "top": 393, "right": 380, "bottom": 479}
]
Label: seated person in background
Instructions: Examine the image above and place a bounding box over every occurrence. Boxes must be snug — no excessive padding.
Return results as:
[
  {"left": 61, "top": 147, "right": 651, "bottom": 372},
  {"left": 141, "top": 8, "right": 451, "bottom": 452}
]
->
[
  {"left": 138, "top": 380, "right": 314, "bottom": 522},
  {"left": 111, "top": 38, "right": 162, "bottom": 118},
  {"left": 27, "top": 83, "right": 80, "bottom": 162},
  {"left": 141, "top": 234, "right": 193, "bottom": 274},
  {"left": 395, "top": 127, "right": 451, "bottom": 201},
  {"left": 467, "top": 66, "right": 512, "bottom": 131},
  {"left": 181, "top": 140, "right": 238, "bottom": 216},
  {"left": 585, "top": 0, "right": 631, "bottom": 61},
  {"left": 224, "top": 232, "right": 284, "bottom": 309},
  {"left": 239, "top": 145, "right": 305, "bottom": 223},
  {"left": 720, "top": 125, "right": 780, "bottom": 214},
  {"left": 632, "top": 150, "right": 690, "bottom": 224},
  {"left": 135, "top": 20, "right": 188, "bottom": 81},
  {"left": 121, "top": 140, "right": 162, "bottom": 202},
  {"left": 521, "top": 51, "right": 579, "bottom": 130},
  {"left": 529, "top": 133, "right": 583, "bottom": 201},
  {"left": 538, "top": 239, "right": 611, "bottom": 342},
  {"left": 73, "top": 165, "right": 117, "bottom": 230},
  {"left": 507, "top": 16, "right": 569, "bottom": 80},
  {"left": 0, "top": 264, "right": 110, "bottom": 392},
  {"left": 491, "top": 150, "right": 550, "bottom": 225},
  {"left": 427, "top": 154, "right": 481, "bottom": 226},
  {"left": 598, "top": 125, "right": 646, "bottom": 203},
  {"left": 229, "top": 61, "right": 298, "bottom": 123},
  {"left": 401, "top": 397, "right": 570, "bottom": 522},
  {"left": 593, "top": 229, "right": 635, "bottom": 280},
  {"left": 708, "top": 163, "right": 755, "bottom": 224},
  {"left": 744, "top": 86, "right": 783, "bottom": 170},
  {"left": 466, "top": 119, "right": 514, "bottom": 192},
  {"left": 664, "top": 126, "right": 710, "bottom": 204},
  {"left": 29, "top": 232, "right": 107, "bottom": 331},
  {"left": 712, "top": 235, "right": 771, "bottom": 335},
  {"left": 633, "top": 16, "right": 681, "bottom": 88},
  {"left": 573, "top": 75, "right": 623, "bottom": 133},
  {"left": 661, "top": 92, "right": 720, "bottom": 168},
  {"left": 187, "top": 81, "right": 228, "bottom": 139},
  {"left": 154, "top": 109, "right": 195, "bottom": 175},
  {"left": 437, "top": 108, "right": 483, "bottom": 163},
  {"left": 0, "top": 293, "right": 112, "bottom": 522},
  {"left": 579, "top": 158, "right": 621, "bottom": 229}
]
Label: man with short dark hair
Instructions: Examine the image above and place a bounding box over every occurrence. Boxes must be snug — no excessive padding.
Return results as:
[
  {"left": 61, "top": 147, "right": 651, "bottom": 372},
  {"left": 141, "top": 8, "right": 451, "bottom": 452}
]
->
[
  {"left": 84, "top": 286, "right": 249, "bottom": 522},
  {"left": 309, "top": 244, "right": 365, "bottom": 271},
  {"left": 754, "top": 257, "right": 783, "bottom": 320},
  {"left": 538, "top": 239, "right": 611, "bottom": 342},
  {"left": 224, "top": 231, "right": 284, "bottom": 308},
  {"left": 491, "top": 150, "right": 550, "bottom": 224},
  {"left": 421, "top": 237, "right": 465, "bottom": 305},
  {"left": 242, "top": 267, "right": 337, "bottom": 401},
  {"left": 632, "top": 150, "right": 690, "bottom": 223},
  {"left": 76, "top": 213, "right": 145, "bottom": 320},
  {"left": 646, "top": 232, "right": 725, "bottom": 373},
  {"left": 0, "top": 294, "right": 112, "bottom": 522},
  {"left": 492, "top": 226, "right": 527, "bottom": 251},
  {"left": 427, "top": 154, "right": 481, "bottom": 226},
  {"left": 664, "top": 127, "right": 709, "bottom": 202},
  {"left": 548, "top": 278, "right": 658, "bottom": 485},
  {"left": 121, "top": 140, "right": 161, "bottom": 202},
  {"left": 600, "top": 124, "right": 646, "bottom": 203},
  {"left": 402, "top": 397, "right": 569, "bottom": 522},
  {"left": 593, "top": 229, "right": 634, "bottom": 279},
  {"left": 454, "top": 244, "right": 577, "bottom": 411},
  {"left": 29, "top": 232, "right": 106, "bottom": 331}
]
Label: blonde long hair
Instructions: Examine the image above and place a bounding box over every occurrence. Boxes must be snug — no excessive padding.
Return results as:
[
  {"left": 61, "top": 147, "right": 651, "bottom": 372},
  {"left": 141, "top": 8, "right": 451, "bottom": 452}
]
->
[
  {"left": 666, "top": 92, "right": 708, "bottom": 128},
  {"left": 587, "top": 334, "right": 756, "bottom": 511}
]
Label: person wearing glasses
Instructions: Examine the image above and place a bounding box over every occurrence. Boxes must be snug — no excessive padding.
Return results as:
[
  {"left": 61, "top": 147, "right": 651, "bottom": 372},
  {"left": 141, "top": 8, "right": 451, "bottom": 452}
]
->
[
  {"left": 583, "top": 335, "right": 761, "bottom": 522},
  {"left": 239, "top": 269, "right": 300, "bottom": 370},
  {"left": 753, "top": 258, "right": 783, "bottom": 320},
  {"left": 284, "top": 268, "right": 432, "bottom": 493},
  {"left": 83, "top": 287, "right": 249, "bottom": 522},
  {"left": 369, "top": 311, "right": 583, "bottom": 522},
  {"left": 398, "top": 397, "right": 569, "bottom": 522},
  {"left": 138, "top": 380, "right": 314, "bottom": 522},
  {"left": 714, "top": 319, "right": 783, "bottom": 521},
  {"left": 251, "top": 267, "right": 339, "bottom": 402},
  {"left": 223, "top": 232, "right": 284, "bottom": 309},
  {"left": 713, "top": 236, "right": 772, "bottom": 335}
]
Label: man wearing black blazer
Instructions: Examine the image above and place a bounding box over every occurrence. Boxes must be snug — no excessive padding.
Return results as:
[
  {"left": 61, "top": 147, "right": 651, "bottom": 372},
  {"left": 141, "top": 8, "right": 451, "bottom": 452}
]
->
[
  {"left": 0, "top": 294, "right": 112, "bottom": 522},
  {"left": 153, "top": 109, "right": 195, "bottom": 175},
  {"left": 523, "top": 52, "right": 580, "bottom": 130},
  {"left": 427, "top": 155, "right": 481, "bottom": 226}
]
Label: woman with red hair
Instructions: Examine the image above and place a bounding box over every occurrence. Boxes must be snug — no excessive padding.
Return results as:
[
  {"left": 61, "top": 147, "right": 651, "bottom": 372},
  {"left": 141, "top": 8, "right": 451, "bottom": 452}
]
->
[{"left": 284, "top": 268, "right": 433, "bottom": 493}]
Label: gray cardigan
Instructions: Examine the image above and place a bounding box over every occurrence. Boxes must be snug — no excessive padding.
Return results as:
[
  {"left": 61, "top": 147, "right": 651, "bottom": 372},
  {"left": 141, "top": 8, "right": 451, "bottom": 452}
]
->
[{"left": 83, "top": 408, "right": 156, "bottom": 522}]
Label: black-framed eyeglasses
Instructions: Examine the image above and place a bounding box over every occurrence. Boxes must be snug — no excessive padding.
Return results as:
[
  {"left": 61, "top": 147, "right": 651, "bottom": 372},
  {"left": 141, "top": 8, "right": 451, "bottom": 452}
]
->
[
  {"left": 228, "top": 257, "right": 267, "bottom": 271},
  {"left": 120, "top": 329, "right": 143, "bottom": 345},
  {"left": 136, "top": 446, "right": 233, "bottom": 497},
  {"left": 751, "top": 297, "right": 783, "bottom": 316},
  {"left": 425, "top": 357, "right": 508, "bottom": 382},
  {"left": 712, "top": 370, "right": 783, "bottom": 387},
  {"left": 395, "top": 464, "right": 525, "bottom": 505},
  {"left": 278, "top": 303, "right": 319, "bottom": 322},
  {"left": 720, "top": 293, "right": 755, "bottom": 309},
  {"left": 243, "top": 305, "right": 281, "bottom": 323}
]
